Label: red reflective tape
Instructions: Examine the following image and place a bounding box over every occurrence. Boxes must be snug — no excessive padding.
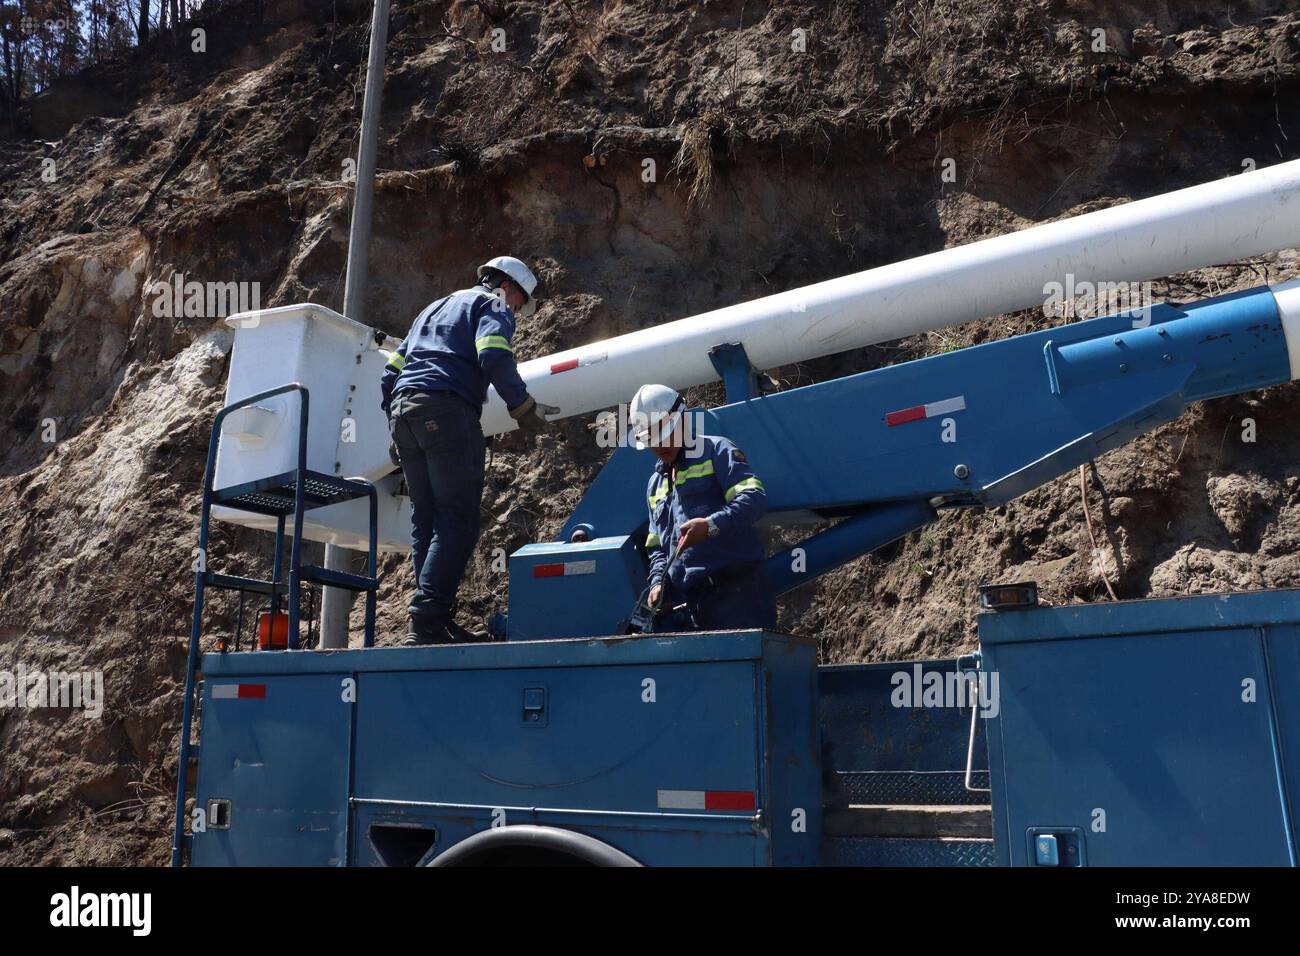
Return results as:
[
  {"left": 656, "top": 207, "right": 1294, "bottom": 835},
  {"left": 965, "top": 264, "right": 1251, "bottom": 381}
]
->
[
  {"left": 237, "top": 684, "right": 266, "bottom": 699},
  {"left": 533, "top": 563, "right": 565, "bottom": 578},
  {"left": 885, "top": 405, "right": 926, "bottom": 427},
  {"left": 550, "top": 358, "right": 580, "bottom": 374},
  {"left": 704, "top": 790, "right": 755, "bottom": 811}
]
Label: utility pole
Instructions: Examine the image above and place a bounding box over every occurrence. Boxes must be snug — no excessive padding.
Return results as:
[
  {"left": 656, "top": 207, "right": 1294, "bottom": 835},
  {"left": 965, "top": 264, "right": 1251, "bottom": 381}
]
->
[{"left": 320, "top": 0, "right": 391, "bottom": 649}]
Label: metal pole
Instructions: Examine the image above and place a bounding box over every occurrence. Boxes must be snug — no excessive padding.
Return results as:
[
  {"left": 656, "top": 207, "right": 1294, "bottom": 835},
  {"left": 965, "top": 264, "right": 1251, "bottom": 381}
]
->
[{"left": 321, "top": 0, "right": 391, "bottom": 649}]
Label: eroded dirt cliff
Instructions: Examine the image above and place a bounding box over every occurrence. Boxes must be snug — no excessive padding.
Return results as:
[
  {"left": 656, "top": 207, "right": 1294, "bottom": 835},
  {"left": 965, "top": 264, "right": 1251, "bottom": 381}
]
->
[{"left": 1, "top": 0, "right": 1298, "bottom": 863}]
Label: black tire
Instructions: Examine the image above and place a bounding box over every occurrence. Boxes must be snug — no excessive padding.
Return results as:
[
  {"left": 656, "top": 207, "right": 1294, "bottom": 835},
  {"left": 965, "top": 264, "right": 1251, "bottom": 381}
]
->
[{"left": 426, "top": 825, "right": 642, "bottom": 867}]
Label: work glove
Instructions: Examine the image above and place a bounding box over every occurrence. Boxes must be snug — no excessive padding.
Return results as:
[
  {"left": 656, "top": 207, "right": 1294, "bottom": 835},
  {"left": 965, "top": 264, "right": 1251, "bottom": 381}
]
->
[
  {"left": 385, "top": 412, "right": 401, "bottom": 467},
  {"left": 510, "top": 395, "right": 562, "bottom": 433}
]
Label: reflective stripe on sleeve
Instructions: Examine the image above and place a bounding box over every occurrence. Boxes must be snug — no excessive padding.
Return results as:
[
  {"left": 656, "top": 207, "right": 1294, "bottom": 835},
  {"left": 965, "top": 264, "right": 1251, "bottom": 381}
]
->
[
  {"left": 724, "top": 477, "right": 765, "bottom": 502},
  {"left": 645, "top": 532, "right": 661, "bottom": 548},
  {"left": 475, "top": 335, "right": 514, "bottom": 354},
  {"left": 386, "top": 352, "right": 406, "bottom": 370}
]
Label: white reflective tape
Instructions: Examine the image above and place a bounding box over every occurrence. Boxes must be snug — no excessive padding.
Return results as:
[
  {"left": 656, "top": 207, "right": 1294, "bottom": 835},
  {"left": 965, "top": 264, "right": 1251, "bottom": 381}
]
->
[
  {"left": 212, "top": 685, "right": 238, "bottom": 699},
  {"left": 656, "top": 789, "right": 705, "bottom": 809},
  {"left": 924, "top": 395, "right": 966, "bottom": 417},
  {"left": 564, "top": 560, "right": 597, "bottom": 576}
]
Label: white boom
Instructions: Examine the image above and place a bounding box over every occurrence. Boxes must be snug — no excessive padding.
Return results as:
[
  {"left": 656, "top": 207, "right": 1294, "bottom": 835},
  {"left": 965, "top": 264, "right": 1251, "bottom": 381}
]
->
[
  {"left": 480, "top": 159, "right": 1300, "bottom": 434},
  {"left": 216, "top": 160, "right": 1300, "bottom": 549}
]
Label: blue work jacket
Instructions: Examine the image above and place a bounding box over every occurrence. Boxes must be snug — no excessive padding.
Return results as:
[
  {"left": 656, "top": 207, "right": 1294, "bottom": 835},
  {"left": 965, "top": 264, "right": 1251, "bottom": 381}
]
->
[
  {"left": 645, "top": 435, "right": 767, "bottom": 594},
  {"left": 381, "top": 287, "right": 529, "bottom": 415}
]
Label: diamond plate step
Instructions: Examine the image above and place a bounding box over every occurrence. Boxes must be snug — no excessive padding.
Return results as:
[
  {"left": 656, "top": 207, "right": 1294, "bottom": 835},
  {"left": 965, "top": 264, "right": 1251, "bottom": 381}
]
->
[
  {"left": 824, "top": 835, "right": 995, "bottom": 867},
  {"left": 824, "top": 804, "right": 992, "bottom": 839},
  {"left": 829, "top": 770, "right": 990, "bottom": 806}
]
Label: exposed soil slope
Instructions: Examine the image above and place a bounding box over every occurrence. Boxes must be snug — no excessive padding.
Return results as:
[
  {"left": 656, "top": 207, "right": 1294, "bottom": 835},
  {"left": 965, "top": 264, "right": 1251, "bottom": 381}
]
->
[{"left": 1, "top": 0, "right": 1298, "bottom": 864}]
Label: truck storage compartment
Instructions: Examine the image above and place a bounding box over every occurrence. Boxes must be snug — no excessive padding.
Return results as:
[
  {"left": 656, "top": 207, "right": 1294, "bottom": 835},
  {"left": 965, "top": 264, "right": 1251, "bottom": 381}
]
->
[
  {"left": 979, "top": 589, "right": 1300, "bottom": 867},
  {"left": 191, "top": 672, "right": 354, "bottom": 867},
  {"left": 192, "top": 631, "right": 822, "bottom": 867}
]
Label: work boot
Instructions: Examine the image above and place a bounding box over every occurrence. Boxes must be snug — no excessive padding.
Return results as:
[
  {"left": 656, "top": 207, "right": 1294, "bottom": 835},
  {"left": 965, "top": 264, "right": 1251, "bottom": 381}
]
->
[
  {"left": 402, "top": 613, "right": 442, "bottom": 647},
  {"left": 443, "top": 601, "right": 490, "bottom": 644},
  {"left": 441, "top": 617, "right": 489, "bottom": 644}
]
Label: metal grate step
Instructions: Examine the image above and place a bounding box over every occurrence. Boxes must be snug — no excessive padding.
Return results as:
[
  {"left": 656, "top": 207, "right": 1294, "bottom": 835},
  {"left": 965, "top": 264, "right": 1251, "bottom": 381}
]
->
[
  {"left": 299, "top": 564, "right": 378, "bottom": 592},
  {"left": 212, "top": 469, "right": 375, "bottom": 517}
]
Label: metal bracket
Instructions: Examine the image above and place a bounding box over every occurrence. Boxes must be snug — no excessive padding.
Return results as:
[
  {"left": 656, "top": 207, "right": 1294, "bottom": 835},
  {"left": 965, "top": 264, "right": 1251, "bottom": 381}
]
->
[
  {"left": 1043, "top": 339, "right": 1062, "bottom": 395},
  {"left": 708, "top": 342, "right": 761, "bottom": 403}
]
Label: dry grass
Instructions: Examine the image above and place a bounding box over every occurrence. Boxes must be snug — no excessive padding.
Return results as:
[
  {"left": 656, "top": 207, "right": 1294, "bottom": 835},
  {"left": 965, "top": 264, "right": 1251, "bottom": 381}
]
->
[
  {"left": 376, "top": 163, "right": 462, "bottom": 194},
  {"left": 672, "top": 114, "right": 720, "bottom": 208}
]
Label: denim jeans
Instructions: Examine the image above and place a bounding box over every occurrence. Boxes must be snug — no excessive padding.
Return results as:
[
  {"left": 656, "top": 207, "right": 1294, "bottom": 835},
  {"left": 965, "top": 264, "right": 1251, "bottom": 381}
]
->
[{"left": 389, "top": 391, "right": 486, "bottom": 624}]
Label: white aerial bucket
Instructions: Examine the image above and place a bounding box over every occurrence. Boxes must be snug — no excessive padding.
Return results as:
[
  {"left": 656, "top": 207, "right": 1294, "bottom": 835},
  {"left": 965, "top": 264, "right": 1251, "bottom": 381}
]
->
[{"left": 211, "top": 303, "right": 409, "bottom": 551}]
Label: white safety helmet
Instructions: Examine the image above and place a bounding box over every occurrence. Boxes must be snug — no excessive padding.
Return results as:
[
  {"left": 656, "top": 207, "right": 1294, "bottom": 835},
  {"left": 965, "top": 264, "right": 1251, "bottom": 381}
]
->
[
  {"left": 477, "top": 255, "right": 539, "bottom": 317},
  {"left": 628, "top": 384, "right": 684, "bottom": 450}
]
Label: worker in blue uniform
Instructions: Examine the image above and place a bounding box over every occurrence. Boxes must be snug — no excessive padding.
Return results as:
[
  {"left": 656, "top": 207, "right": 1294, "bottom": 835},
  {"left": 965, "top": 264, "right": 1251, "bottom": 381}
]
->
[
  {"left": 382, "top": 256, "right": 560, "bottom": 645},
  {"left": 630, "top": 384, "right": 777, "bottom": 632}
]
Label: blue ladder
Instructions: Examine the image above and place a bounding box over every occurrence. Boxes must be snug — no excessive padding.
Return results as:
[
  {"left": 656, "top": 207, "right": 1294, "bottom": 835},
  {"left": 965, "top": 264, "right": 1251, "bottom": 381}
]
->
[{"left": 171, "top": 382, "right": 380, "bottom": 867}]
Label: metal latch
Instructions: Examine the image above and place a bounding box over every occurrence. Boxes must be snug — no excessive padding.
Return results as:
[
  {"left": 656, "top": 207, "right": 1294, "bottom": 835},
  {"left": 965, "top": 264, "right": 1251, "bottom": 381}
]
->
[
  {"left": 207, "top": 798, "right": 232, "bottom": 829},
  {"left": 1035, "top": 833, "right": 1060, "bottom": 866},
  {"left": 1027, "top": 827, "right": 1086, "bottom": 866},
  {"left": 522, "top": 687, "right": 547, "bottom": 726}
]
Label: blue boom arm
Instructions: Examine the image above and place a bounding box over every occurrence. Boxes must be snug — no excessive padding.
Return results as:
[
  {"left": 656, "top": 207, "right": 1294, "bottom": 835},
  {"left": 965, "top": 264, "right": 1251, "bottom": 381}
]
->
[{"left": 507, "top": 285, "right": 1291, "bottom": 639}]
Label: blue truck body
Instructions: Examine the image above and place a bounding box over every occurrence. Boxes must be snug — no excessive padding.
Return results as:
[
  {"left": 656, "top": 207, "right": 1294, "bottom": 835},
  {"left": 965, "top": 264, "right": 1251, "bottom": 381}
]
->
[{"left": 187, "top": 588, "right": 1300, "bottom": 866}]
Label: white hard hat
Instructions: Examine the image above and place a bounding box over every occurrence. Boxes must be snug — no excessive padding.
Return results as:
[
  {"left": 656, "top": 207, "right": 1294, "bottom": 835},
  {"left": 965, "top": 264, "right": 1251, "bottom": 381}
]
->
[
  {"left": 628, "top": 384, "right": 683, "bottom": 450},
  {"left": 477, "top": 256, "right": 539, "bottom": 317}
]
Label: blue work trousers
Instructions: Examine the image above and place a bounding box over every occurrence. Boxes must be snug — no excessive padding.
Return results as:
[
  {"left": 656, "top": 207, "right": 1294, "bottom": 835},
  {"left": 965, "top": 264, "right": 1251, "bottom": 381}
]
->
[{"left": 653, "top": 561, "right": 777, "bottom": 632}]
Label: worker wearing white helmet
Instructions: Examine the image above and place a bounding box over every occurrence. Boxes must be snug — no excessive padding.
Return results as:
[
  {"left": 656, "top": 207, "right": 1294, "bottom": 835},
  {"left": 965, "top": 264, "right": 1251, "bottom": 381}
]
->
[
  {"left": 381, "top": 256, "right": 560, "bottom": 645},
  {"left": 630, "top": 384, "right": 777, "bottom": 632},
  {"left": 476, "top": 255, "right": 539, "bottom": 317}
]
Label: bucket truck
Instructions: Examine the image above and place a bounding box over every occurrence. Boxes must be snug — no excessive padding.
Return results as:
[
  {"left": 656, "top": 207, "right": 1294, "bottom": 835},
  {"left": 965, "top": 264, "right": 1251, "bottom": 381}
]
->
[{"left": 173, "top": 161, "right": 1300, "bottom": 867}]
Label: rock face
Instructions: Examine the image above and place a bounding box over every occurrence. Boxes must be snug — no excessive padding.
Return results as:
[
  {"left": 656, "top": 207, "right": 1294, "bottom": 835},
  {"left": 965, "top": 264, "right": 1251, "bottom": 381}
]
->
[
  {"left": 1, "top": 0, "right": 1299, "bottom": 864},
  {"left": 1205, "top": 473, "right": 1283, "bottom": 549}
]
